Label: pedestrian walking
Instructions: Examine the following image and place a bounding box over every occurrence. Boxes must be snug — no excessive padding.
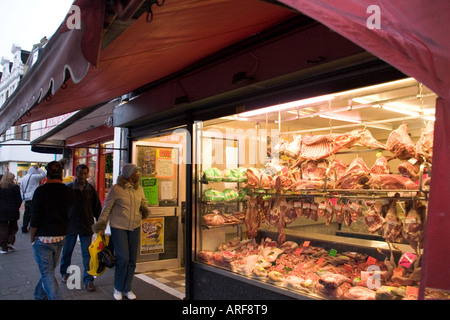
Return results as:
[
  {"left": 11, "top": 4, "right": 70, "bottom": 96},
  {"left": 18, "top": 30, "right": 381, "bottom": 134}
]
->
[
  {"left": 30, "top": 161, "right": 74, "bottom": 300},
  {"left": 20, "top": 163, "right": 46, "bottom": 233},
  {"left": 92, "top": 163, "right": 149, "bottom": 300},
  {"left": 60, "top": 164, "right": 102, "bottom": 292},
  {"left": 0, "top": 172, "right": 22, "bottom": 254}
]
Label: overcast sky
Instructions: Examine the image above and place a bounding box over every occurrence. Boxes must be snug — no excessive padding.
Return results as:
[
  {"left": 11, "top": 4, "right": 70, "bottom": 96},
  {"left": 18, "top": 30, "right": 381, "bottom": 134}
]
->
[{"left": 0, "top": 0, "right": 74, "bottom": 61}]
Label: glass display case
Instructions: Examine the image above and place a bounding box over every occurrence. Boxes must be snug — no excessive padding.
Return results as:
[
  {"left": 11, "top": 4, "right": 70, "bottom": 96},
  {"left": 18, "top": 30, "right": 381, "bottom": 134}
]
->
[{"left": 193, "top": 78, "right": 435, "bottom": 300}]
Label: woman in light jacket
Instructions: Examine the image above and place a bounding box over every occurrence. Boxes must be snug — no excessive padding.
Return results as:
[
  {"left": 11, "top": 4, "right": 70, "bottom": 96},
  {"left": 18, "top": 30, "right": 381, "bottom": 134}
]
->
[{"left": 93, "top": 163, "right": 149, "bottom": 300}]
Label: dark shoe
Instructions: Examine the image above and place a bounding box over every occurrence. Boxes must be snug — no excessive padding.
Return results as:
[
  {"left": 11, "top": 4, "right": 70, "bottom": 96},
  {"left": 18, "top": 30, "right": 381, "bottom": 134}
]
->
[
  {"left": 22, "top": 229, "right": 29, "bottom": 234},
  {"left": 61, "top": 274, "right": 70, "bottom": 283},
  {"left": 86, "top": 281, "right": 96, "bottom": 292}
]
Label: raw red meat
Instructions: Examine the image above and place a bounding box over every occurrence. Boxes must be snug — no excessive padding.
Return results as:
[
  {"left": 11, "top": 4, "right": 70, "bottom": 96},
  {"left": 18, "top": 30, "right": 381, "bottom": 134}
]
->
[
  {"left": 398, "top": 159, "right": 420, "bottom": 181},
  {"left": 335, "top": 158, "right": 371, "bottom": 189},
  {"left": 246, "top": 168, "right": 260, "bottom": 188},
  {"left": 387, "top": 124, "right": 416, "bottom": 160},
  {"left": 328, "top": 159, "right": 348, "bottom": 181},
  {"left": 284, "top": 201, "right": 298, "bottom": 225},
  {"left": 402, "top": 201, "right": 425, "bottom": 251},
  {"left": 382, "top": 201, "right": 403, "bottom": 243},
  {"left": 370, "top": 156, "right": 390, "bottom": 175},
  {"left": 203, "top": 213, "right": 226, "bottom": 226},
  {"left": 416, "top": 121, "right": 434, "bottom": 163},
  {"left": 352, "top": 128, "right": 388, "bottom": 149},
  {"left": 301, "top": 159, "right": 329, "bottom": 180},
  {"left": 364, "top": 201, "right": 386, "bottom": 233},
  {"left": 244, "top": 196, "right": 261, "bottom": 239},
  {"left": 368, "top": 174, "right": 418, "bottom": 190},
  {"left": 342, "top": 286, "right": 376, "bottom": 300},
  {"left": 318, "top": 272, "right": 350, "bottom": 289}
]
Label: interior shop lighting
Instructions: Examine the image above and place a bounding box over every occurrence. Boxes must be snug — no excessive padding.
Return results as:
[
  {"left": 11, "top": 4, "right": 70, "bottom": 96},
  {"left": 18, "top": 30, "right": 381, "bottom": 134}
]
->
[
  {"left": 237, "top": 94, "right": 335, "bottom": 118},
  {"left": 318, "top": 113, "right": 362, "bottom": 123}
]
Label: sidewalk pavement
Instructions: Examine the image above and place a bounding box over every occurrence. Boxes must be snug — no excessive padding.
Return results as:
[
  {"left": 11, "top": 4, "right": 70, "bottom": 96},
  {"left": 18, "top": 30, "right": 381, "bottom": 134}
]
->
[{"left": 0, "top": 216, "right": 182, "bottom": 301}]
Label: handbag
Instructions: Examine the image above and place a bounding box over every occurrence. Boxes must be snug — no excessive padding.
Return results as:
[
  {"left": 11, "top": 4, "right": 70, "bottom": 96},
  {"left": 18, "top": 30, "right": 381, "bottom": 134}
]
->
[{"left": 98, "top": 236, "right": 115, "bottom": 269}]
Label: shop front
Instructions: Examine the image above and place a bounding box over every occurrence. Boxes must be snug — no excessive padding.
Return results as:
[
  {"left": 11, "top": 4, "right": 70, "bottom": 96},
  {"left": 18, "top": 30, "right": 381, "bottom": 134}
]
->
[
  {"left": 113, "top": 12, "right": 441, "bottom": 297},
  {"left": 191, "top": 77, "right": 436, "bottom": 300}
]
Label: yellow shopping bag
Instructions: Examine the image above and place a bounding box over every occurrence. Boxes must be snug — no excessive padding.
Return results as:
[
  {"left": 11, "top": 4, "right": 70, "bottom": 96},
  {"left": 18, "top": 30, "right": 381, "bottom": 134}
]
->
[{"left": 88, "top": 232, "right": 111, "bottom": 276}]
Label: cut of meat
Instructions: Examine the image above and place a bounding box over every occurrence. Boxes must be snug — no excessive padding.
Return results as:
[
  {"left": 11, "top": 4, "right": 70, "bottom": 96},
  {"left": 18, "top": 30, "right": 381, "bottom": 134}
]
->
[
  {"left": 244, "top": 196, "right": 262, "bottom": 239},
  {"left": 370, "top": 156, "right": 390, "bottom": 175},
  {"left": 342, "top": 286, "right": 376, "bottom": 300},
  {"left": 203, "top": 213, "right": 226, "bottom": 226},
  {"left": 382, "top": 200, "right": 403, "bottom": 243},
  {"left": 351, "top": 128, "right": 388, "bottom": 149},
  {"left": 368, "top": 174, "right": 418, "bottom": 190},
  {"left": 416, "top": 121, "right": 434, "bottom": 163},
  {"left": 402, "top": 201, "right": 425, "bottom": 251},
  {"left": 328, "top": 159, "right": 348, "bottom": 181},
  {"left": 246, "top": 168, "right": 261, "bottom": 189},
  {"left": 301, "top": 159, "right": 328, "bottom": 180},
  {"left": 387, "top": 124, "right": 416, "bottom": 160},
  {"left": 398, "top": 159, "right": 420, "bottom": 181},
  {"left": 335, "top": 158, "right": 371, "bottom": 189},
  {"left": 364, "top": 201, "right": 386, "bottom": 233}
]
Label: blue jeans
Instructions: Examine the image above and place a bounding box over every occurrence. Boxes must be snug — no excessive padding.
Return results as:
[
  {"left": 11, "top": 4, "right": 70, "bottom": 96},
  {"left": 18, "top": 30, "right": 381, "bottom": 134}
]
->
[
  {"left": 111, "top": 227, "right": 140, "bottom": 293},
  {"left": 60, "top": 234, "right": 94, "bottom": 285},
  {"left": 32, "top": 238, "right": 65, "bottom": 300}
]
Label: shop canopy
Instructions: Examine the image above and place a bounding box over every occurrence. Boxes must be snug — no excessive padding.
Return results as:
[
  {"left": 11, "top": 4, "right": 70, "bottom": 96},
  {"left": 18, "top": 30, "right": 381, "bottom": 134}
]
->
[
  {"left": 277, "top": 0, "right": 450, "bottom": 300},
  {"left": 0, "top": 0, "right": 296, "bottom": 133}
]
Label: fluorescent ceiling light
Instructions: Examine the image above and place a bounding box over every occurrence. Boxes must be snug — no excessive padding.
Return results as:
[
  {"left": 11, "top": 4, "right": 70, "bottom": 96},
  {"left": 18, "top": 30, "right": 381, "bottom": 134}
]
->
[
  {"left": 319, "top": 113, "right": 362, "bottom": 124},
  {"left": 238, "top": 94, "right": 335, "bottom": 118}
]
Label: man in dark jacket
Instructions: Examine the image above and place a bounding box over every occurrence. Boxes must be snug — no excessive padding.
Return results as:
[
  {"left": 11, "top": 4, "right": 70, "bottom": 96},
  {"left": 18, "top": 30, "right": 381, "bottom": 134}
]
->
[
  {"left": 30, "top": 161, "right": 74, "bottom": 300},
  {"left": 60, "top": 164, "right": 102, "bottom": 292}
]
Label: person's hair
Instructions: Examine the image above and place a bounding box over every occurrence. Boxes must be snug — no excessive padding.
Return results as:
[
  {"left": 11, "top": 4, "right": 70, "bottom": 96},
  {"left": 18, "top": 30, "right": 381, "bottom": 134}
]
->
[
  {"left": 75, "top": 163, "right": 89, "bottom": 174},
  {"left": 46, "top": 161, "right": 63, "bottom": 180},
  {"left": 0, "top": 171, "right": 16, "bottom": 189}
]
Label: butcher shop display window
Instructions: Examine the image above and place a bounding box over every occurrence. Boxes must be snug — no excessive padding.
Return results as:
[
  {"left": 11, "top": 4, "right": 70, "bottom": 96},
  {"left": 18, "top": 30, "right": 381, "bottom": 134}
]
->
[{"left": 194, "top": 78, "right": 437, "bottom": 300}]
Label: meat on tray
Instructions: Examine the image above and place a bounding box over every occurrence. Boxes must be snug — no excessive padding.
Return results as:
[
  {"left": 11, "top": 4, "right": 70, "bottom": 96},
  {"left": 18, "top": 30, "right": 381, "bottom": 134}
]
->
[{"left": 387, "top": 124, "right": 416, "bottom": 160}]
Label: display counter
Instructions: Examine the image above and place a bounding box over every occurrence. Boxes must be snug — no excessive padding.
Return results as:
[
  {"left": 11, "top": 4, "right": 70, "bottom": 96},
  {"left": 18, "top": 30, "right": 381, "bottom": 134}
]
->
[{"left": 192, "top": 78, "right": 437, "bottom": 300}]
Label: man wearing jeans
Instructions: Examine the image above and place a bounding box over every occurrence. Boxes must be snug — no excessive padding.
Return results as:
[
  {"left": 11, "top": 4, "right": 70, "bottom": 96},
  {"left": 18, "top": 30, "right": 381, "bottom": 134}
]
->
[
  {"left": 60, "top": 164, "right": 102, "bottom": 292},
  {"left": 30, "top": 161, "right": 73, "bottom": 300}
]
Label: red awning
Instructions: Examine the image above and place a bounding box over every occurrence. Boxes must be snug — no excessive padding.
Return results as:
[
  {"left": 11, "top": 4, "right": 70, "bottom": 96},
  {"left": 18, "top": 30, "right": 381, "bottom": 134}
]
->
[
  {"left": 277, "top": 0, "right": 450, "bottom": 298},
  {"left": 0, "top": 0, "right": 295, "bottom": 133}
]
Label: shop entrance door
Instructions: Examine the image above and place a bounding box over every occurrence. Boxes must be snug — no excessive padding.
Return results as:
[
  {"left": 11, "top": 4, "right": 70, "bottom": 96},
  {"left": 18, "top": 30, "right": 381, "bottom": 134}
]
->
[{"left": 132, "top": 129, "right": 187, "bottom": 272}]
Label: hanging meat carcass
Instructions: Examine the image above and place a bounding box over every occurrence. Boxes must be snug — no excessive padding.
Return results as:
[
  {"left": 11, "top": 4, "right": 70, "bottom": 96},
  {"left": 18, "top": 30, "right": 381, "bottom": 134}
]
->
[
  {"left": 335, "top": 158, "right": 371, "bottom": 189},
  {"left": 364, "top": 201, "right": 386, "bottom": 233},
  {"left": 351, "top": 128, "right": 389, "bottom": 150},
  {"left": 370, "top": 156, "right": 390, "bottom": 175},
  {"left": 301, "top": 159, "right": 329, "bottom": 181},
  {"left": 244, "top": 196, "right": 262, "bottom": 239},
  {"left": 382, "top": 200, "right": 403, "bottom": 243},
  {"left": 246, "top": 168, "right": 261, "bottom": 189},
  {"left": 402, "top": 201, "right": 425, "bottom": 251},
  {"left": 387, "top": 124, "right": 416, "bottom": 160},
  {"left": 398, "top": 159, "right": 420, "bottom": 181},
  {"left": 416, "top": 121, "right": 434, "bottom": 163}
]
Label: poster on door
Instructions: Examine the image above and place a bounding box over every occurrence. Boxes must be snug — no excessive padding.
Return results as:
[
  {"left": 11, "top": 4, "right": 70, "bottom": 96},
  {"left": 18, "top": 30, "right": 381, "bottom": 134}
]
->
[{"left": 140, "top": 217, "right": 164, "bottom": 255}]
